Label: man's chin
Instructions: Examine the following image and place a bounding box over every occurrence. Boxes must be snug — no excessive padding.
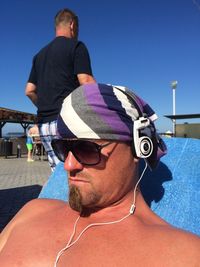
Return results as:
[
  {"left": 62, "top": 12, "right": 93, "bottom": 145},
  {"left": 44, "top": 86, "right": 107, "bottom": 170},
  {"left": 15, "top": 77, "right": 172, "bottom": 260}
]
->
[
  {"left": 69, "top": 186, "right": 83, "bottom": 213},
  {"left": 68, "top": 185, "right": 101, "bottom": 215}
]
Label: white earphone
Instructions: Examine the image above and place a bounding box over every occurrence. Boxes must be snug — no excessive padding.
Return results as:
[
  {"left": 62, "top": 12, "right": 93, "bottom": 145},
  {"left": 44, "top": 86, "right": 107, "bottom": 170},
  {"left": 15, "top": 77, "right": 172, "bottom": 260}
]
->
[{"left": 133, "top": 117, "right": 153, "bottom": 158}]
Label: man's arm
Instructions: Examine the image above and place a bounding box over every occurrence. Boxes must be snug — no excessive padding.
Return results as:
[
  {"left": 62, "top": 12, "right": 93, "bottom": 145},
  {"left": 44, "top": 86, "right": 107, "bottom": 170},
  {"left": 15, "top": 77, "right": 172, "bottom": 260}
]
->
[
  {"left": 74, "top": 42, "right": 96, "bottom": 85},
  {"left": 25, "top": 82, "right": 38, "bottom": 107},
  {"left": 77, "top": 73, "right": 96, "bottom": 85}
]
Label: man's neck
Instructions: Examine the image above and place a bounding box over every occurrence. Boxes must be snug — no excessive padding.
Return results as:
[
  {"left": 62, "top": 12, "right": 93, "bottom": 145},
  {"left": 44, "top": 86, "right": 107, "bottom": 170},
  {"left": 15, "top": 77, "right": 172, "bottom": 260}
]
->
[
  {"left": 79, "top": 190, "right": 138, "bottom": 220},
  {"left": 56, "top": 28, "right": 72, "bottom": 38}
]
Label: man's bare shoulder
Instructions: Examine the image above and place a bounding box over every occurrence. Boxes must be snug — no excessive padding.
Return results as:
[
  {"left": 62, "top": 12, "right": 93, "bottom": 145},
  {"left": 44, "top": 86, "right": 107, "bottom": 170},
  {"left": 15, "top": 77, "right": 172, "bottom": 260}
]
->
[
  {"left": 160, "top": 223, "right": 200, "bottom": 244},
  {"left": 13, "top": 198, "right": 67, "bottom": 219},
  {"left": 0, "top": 198, "right": 65, "bottom": 231},
  {"left": 0, "top": 198, "right": 66, "bottom": 230},
  {"left": 143, "top": 219, "right": 200, "bottom": 264},
  {"left": 168, "top": 226, "right": 200, "bottom": 265},
  {"left": 0, "top": 199, "right": 67, "bottom": 251},
  {"left": 132, "top": 205, "right": 200, "bottom": 265},
  {"left": 24, "top": 198, "right": 66, "bottom": 210}
]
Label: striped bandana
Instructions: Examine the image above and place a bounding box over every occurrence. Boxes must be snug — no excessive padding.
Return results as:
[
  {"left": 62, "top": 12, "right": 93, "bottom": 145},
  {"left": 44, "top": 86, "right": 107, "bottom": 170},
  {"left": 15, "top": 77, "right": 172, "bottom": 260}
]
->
[{"left": 57, "top": 83, "right": 167, "bottom": 169}]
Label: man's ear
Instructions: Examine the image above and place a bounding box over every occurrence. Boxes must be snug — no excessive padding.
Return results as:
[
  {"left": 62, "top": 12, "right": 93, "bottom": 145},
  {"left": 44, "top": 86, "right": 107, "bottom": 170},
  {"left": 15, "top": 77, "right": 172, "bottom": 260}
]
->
[
  {"left": 70, "top": 20, "right": 78, "bottom": 38},
  {"left": 70, "top": 20, "right": 74, "bottom": 30}
]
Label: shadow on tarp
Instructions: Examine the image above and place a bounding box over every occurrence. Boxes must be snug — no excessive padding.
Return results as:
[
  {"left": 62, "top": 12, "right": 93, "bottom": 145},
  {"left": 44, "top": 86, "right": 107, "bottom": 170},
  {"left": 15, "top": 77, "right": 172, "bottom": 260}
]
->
[
  {"left": 140, "top": 160, "right": 172, "bottom": 207},
  {"left": 0, "top": 185, "right": 42, "bottom": 232}
]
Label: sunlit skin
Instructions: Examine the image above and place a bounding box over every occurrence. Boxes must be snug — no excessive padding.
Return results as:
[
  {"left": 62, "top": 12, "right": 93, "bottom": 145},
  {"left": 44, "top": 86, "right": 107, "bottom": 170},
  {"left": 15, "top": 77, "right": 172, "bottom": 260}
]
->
[
  {"left": 65, "top": 141, "right": 138, "bottom": 212},
  {"left": 0, "top": 141, "right": 199, "bottom": 267}
]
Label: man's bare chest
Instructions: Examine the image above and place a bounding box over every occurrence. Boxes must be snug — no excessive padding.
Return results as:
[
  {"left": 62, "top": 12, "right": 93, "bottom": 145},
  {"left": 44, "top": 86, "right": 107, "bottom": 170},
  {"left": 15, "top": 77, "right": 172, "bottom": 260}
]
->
[
  {"left": 0, "top": 217, "right": 176, "bottom": 267},
  {"left": 0, "top": 222, "right": 140, "bottom": 267}
]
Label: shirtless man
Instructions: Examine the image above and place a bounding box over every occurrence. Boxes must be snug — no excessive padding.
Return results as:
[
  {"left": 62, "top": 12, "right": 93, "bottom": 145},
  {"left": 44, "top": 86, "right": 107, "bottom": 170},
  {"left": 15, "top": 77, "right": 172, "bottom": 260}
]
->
[{"left": 0, "top": 83, "right": 199, "bottom": 266}]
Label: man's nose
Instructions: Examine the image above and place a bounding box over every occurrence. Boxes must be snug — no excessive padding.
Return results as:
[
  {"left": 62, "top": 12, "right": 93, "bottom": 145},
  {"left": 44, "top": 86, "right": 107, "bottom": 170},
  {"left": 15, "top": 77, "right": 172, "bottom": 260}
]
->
[{"left": 64, "top": 151, "right": 83, "bottom": 171}]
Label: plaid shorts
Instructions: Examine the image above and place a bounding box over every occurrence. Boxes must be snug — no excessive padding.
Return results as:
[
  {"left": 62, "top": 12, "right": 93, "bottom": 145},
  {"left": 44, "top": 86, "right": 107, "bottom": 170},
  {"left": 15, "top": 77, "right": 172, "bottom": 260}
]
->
[{"left": 38, "top": 120, "right": 60, "bottom": 171}]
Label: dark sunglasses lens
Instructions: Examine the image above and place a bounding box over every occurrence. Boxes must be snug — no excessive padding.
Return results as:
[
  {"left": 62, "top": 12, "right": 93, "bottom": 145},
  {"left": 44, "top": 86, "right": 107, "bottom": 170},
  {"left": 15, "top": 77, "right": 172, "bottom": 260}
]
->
[
  {"left": 73, "top": 141, "right": 100, "bottom": 165},
  {"left": 52, "top": 140, "right": 69, "bottom": 162}
]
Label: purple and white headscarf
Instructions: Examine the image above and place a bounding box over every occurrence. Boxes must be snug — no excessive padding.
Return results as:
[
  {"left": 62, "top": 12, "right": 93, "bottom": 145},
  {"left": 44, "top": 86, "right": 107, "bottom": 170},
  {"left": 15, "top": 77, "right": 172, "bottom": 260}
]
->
[{"left": 57, "top": 83, "right": 167, "bottom": 169}]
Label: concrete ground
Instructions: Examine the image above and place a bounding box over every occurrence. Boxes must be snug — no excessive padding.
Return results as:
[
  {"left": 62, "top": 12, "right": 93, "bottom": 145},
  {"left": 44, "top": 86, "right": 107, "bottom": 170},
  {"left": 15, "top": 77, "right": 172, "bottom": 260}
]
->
[{"left": 0, "top": 154, "right": 51, "bottom": 232}]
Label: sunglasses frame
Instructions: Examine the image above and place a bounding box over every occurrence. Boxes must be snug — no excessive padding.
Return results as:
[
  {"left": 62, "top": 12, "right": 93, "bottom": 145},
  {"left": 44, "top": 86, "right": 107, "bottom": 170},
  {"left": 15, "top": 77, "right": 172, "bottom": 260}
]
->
[{"left": 51, "top": 139, "right": 112, "bottom": 166}]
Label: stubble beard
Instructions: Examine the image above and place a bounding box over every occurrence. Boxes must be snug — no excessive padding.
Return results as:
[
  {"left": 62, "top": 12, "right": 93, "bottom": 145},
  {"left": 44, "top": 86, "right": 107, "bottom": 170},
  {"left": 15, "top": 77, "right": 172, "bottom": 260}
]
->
[
  {"left": 69, "top": 186, "right": 83, "bottom": 213},
  {"left": 69, "top": 185, "right": 101, "bottom": 215}
]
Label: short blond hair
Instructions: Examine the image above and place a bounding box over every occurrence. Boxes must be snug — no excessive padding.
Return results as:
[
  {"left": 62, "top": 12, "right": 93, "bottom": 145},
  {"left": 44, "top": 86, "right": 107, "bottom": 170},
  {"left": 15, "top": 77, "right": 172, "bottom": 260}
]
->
[{"left": 54, "top": 8, "right": 79, "bottom": 37}]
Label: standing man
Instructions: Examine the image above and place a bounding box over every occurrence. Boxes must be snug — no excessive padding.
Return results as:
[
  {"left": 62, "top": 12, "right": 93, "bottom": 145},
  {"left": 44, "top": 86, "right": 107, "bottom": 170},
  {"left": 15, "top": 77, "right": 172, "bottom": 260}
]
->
[{"left": 25, "top": 8, "right": 95, "bottom": 171}]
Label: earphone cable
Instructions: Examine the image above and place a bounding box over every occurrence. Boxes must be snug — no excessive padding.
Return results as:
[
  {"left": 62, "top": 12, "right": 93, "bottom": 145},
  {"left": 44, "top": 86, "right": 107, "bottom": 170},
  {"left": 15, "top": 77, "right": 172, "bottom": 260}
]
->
[{"left": 54, "top": 162, "right": 148, "bottom": 267}]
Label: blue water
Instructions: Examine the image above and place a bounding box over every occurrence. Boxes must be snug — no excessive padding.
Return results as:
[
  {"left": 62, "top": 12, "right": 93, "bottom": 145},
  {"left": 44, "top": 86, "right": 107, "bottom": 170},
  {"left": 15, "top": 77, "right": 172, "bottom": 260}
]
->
[{"left": 2, "top": 132, "right": 25, "bottom": 138}]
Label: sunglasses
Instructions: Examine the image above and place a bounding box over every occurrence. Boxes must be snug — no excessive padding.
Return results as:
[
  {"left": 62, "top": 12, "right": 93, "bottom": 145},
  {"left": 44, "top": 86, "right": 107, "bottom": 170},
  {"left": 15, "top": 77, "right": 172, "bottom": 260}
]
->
[{"left": 51, "top": 139, "right": 112, "bottom": 166}]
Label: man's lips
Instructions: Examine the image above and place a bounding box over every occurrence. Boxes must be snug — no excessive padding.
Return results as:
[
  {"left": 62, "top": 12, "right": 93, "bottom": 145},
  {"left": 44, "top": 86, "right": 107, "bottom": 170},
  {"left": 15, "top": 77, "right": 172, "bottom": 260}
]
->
[{"left": 69, "top": 177, "right": 90, "bottom": 184}]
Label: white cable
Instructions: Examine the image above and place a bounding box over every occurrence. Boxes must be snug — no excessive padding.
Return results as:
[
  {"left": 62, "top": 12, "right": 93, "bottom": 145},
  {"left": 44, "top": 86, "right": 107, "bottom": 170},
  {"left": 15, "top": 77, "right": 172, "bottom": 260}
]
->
[
  {"left": 54, "top": 215, "right": 80, "bottom": 267},
  {"left": 130, "top": 161, "right": 148, "bottom": 214},
  {"left": 54, "top": 212, "right": 131, "bottom": 267},
  {"left": 54, "top": 162, "right": 148, "bottom": 267}
]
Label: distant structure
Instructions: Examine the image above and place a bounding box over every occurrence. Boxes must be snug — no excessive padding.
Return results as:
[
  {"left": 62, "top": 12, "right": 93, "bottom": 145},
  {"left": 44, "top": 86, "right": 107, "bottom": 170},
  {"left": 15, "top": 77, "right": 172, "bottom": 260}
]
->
[
  {"left": 165, "top": 114, "right": 200, "bottom": 139},
  {"left": 170, "top": 80, "right": 178, "bottom": 136},
  {"left": 0, "top": 107, "right": 37, "bottom": 138},
  {"left": 160, "top": 130, "right": 173, "bottom": 138}
]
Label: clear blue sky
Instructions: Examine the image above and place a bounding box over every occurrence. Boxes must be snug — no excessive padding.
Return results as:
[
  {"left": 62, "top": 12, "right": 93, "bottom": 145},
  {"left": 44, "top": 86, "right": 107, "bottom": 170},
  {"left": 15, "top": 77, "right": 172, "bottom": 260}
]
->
[{"left": 1, "top": 0, "right": 200, "bottom": 135}]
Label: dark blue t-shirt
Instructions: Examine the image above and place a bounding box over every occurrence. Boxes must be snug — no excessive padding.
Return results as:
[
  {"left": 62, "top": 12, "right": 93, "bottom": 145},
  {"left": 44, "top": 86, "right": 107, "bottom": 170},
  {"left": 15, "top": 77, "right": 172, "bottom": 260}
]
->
[{"left": 28, "top": 36, "right": 93, "bottom": 123}]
